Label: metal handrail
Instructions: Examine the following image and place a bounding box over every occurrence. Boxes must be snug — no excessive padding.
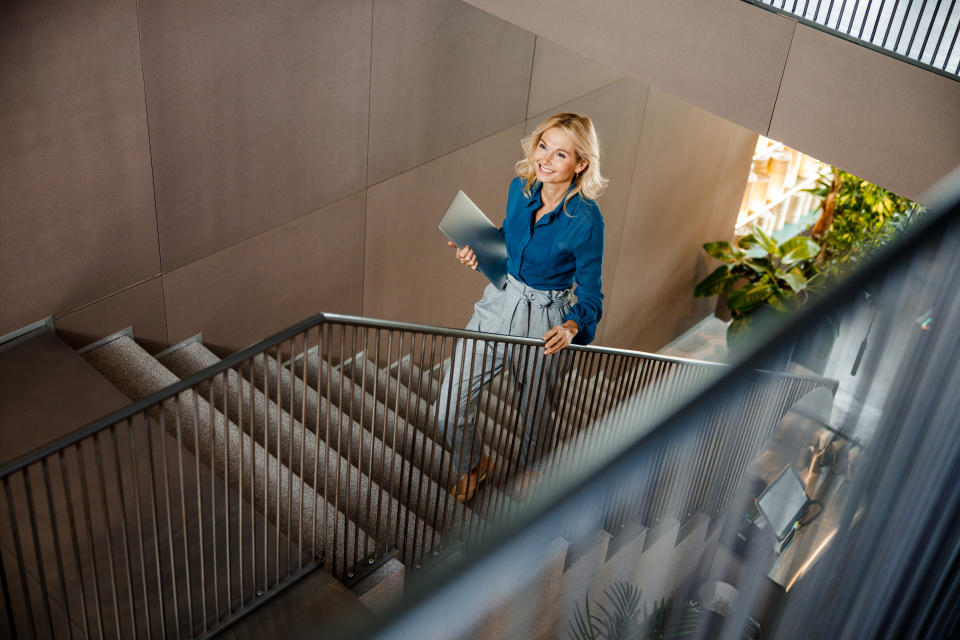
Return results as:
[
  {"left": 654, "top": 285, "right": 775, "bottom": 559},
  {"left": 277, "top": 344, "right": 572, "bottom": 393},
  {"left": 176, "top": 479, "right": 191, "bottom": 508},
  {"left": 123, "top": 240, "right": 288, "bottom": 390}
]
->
[{"left": 0, "top": 311, "right": 826, "bottom": 481}]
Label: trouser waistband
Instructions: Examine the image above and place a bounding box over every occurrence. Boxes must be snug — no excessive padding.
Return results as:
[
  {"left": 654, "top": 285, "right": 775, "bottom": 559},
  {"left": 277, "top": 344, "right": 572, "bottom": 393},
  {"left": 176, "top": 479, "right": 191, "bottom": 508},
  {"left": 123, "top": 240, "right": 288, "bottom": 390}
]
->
[{"left": 504, "top": 273, "right": 571, "bottom": 308}]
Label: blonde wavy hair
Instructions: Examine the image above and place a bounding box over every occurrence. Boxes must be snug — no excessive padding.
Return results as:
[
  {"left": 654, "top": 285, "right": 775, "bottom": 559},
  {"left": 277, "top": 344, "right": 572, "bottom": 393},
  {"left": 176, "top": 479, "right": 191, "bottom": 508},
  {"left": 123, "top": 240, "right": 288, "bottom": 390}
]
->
[{"left": 515, "top": 112, "right": 608, "bottom": 214}]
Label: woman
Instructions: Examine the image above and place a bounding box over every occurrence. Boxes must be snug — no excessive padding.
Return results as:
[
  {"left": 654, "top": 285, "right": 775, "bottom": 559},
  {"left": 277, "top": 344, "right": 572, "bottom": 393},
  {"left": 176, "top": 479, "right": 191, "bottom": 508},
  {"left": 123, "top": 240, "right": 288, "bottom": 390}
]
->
[{"left": 438, "top": 112, "right": 607, "bottom": 502}]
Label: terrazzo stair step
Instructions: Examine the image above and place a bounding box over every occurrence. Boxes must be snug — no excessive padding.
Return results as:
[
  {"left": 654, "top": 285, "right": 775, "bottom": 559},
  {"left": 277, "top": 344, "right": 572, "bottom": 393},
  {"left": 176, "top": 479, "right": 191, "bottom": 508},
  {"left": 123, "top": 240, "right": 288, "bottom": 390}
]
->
[
  {"left": 302, "top": 352, "right": 457, "bottom": 489},
  {"left": 342, "top": 355, "right": 433, "bottom": 433},
  {"left": 345, "top": 356, "right": 523, "bottom": 476},
  {"left": 392, "top": 355, "right": 443, "bottom": 403},
  {"left": 342, "top": 356, "right": 525, "bottom": 498},
  {"left": 243, "top": 350, "right": 481, "bottom": 537},
  {"left": 79, "top": 335, "right": 372, "bottom": 578},
  {"left": 156, "top": 342, "right": 437, "bottom": 562}
]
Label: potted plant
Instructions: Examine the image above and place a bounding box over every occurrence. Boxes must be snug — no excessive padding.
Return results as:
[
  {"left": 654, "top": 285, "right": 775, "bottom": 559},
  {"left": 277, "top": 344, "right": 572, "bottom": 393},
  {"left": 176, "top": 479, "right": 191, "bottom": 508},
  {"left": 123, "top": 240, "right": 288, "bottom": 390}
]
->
[
  {"left": 567, "top": 582, "right": 700, "bottom": 640},
  {"left": 694, "top": 167, "right": 923, "bottom": 368}
]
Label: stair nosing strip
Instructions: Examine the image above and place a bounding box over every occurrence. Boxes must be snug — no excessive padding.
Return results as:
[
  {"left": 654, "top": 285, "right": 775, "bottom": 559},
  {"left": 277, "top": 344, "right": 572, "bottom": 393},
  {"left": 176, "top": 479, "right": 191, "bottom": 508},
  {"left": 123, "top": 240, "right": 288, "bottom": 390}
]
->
[
  {"left": 0, "top": 316, "right": 54, "bottom": 351},
  {"left": 153, "top": 332, "right": 203, "bottom": 360},
  {"left": 75, "top": 326, "right": 134, "bottom": 356}
]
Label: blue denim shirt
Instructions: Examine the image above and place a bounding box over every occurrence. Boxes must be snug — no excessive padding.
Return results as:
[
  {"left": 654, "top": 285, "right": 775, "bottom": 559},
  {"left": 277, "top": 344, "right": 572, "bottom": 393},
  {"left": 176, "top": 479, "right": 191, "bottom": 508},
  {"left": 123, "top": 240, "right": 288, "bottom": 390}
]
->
[{"left": 502, "top": 176, "right": 604, "bottom": 345}]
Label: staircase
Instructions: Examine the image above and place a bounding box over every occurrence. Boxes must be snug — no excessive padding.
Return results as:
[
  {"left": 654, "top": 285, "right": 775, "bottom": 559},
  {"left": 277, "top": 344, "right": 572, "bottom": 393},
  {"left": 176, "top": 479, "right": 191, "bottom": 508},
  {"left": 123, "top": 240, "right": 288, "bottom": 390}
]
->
[{"left": 0, "top": 314, "right": 835, "bottom": 638}]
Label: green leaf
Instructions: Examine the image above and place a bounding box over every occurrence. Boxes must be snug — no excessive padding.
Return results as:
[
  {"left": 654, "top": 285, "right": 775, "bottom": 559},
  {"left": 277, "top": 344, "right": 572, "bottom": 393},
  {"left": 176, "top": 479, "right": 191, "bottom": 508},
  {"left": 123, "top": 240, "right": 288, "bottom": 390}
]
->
[
  {"left": 779, "top": 236, "right": 820, "bottom": 266},
  {"left": 751, "top": 225, "right": 780, "bottom": 257},
  {"left": 743, "top": 246, "right": 768, "bottom": 259},
  {"left": 767, "top": 293, "right": 788, "bottom": 313},
  {"left": 694, "top": 266, "right": 737, "bottom": 297},
  {"left": 781, "top": 267, "right": 808, "bottom": 293},
  {"left": 726, "top": 281, "right": 774, "bottom": 313},
  {"left": 702, "top": 241, "right": 739, "bottom": 263}
]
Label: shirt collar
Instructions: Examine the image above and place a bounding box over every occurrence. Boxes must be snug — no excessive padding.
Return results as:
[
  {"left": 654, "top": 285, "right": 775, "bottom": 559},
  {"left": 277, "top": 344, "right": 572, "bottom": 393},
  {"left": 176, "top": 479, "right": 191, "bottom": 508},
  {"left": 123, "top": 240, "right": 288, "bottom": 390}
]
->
[{"left": 526, "top": 180, "right": 576, "bottom": 221}]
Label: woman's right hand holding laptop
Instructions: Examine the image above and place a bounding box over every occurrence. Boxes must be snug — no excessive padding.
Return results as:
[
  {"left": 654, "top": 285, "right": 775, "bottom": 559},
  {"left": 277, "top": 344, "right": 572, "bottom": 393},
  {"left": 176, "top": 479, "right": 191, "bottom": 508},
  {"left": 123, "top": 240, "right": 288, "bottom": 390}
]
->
[{"left": 447, "top": 241, "right": 478, "bottom": 271}]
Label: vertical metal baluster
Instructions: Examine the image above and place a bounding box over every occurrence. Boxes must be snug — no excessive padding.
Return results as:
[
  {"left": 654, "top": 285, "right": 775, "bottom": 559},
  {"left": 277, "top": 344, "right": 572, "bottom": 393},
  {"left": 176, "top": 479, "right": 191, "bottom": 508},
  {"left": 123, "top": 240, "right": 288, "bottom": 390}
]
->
[
  {"left": 3, "top": 475, "right": 37, "bottom": 638},
  {"left": 425, "top": 335, "right": 448, "bottom": 557},
  {"left": 238, "top": 363, "right": 248, "bottom": 607},
  {"left": 386, "top": 332, "right": 405, "bottom": 560},
  {"left": 883, "top": 0, "right": 904, "bottom": 46},
  {"left": 315, "top": 324, "right": 329, "bottom": 568},
  {"left": 125, "top": 419, "right": 151, "bottom": 639},
  {"left": 157, "top": 402, "right": 181, "bottom": 638},
  {"left": 0, "top": 511, "right": 19, "bottom": 639},
  {"left": 348, "top": 327, "right": 361, "bottom": 578},
  {"left": 931, "top": 0, "right": 958, "bottom": 66},
  {"left": 58, "top": 448, "right": 91, "bottom": 638},
  {"left": 848, "top": 0, "right": 863, "bottom": 32},
  {"left": 172, "top": 398, "right": 195, "bottom": 636},
  {"left": 274, "top": 345, "right": 283, "bottom": 588},
  {"left": 278, "top": 342, "right": 288, "bottom": 584},
  {"left": 907, "top": 0, "right": 932, "bottom": 56},
  {"left": 262, "top": 352, "right": 270, "bottom": 593},
  {"left": 814, "top": 0, "right": 825, "bottom": 23},
  {"left": 369, "top": 329, "right": 385, "bottom": 559},
  {"left": 894, "top": 0, "right": 912, "bottom": 50},
  {"left": 858, "top": 0, "right": 875, "bottom": 38},
  {"left": 223, "top": 371, "right": 232, "bottom": 617},
  {"left": 298, "top": 334, "right": 309, "bottom": 571},
  {"left": 396, "top": 332, "right": 417, "bottom": 555},
  {"left": 824, "top": 0, "right": 837, "bottom": 28},
  {"left": 207, "top": 378, "right": 219, "bottom": 625},
  {"left": 91, "top": 432, "right": 124, "bottom": 637},
  {"left": 525, "top": 339, "right": 554, "bottom": 503},
  {"left": 456, "top": 334, "right": 486, "bottom": 543},
  {"left": 188, "top": 392, "right": 207, "bottom": 634},
  {"left": 22, "top": 466, "right": 55, "bottom": 638},
  {"left": 142, "top": 419, "right": 166, "bottom": 638},
  {"left": 406, "top": 333, "right": 429, "bottom": 552},
  {"left": 511, "top": 344, "right": 543, "bottom": 506},
  {"left": 333, "top": 326, "right": 346, "bottom": 577},
  {"left": 106, "top": 425, "right": 138, "bottom": 637}
]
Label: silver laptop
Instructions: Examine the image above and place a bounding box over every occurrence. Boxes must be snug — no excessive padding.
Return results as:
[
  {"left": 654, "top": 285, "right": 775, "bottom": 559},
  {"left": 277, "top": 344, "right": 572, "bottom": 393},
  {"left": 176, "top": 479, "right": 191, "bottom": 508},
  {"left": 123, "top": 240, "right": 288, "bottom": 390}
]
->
[{"left": 438, "top": 190, "right": 508, "bottom": 289}]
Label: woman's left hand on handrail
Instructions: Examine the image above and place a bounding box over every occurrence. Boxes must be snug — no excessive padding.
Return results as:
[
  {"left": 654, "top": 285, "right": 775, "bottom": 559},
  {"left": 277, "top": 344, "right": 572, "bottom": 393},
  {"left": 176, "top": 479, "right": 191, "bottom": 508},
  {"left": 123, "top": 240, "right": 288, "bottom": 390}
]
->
[{"left": 543, "top": 320, "right": 578, "bottom": 355}]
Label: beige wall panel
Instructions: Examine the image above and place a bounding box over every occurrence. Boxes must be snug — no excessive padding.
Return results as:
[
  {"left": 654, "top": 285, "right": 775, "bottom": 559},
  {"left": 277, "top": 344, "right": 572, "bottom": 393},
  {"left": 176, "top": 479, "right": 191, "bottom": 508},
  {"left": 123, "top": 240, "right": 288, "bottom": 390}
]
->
[
  {"left": 55, "top": 277, "right": 169, "bottom": 354},
  {"left": 769, "top": 25, "right": 960, "bottom": 202},
  {"left": 525, "top": 79, "right": 651, "bottom": 345},
  {"left": 163, "top": 194, "right": 364, "bottom": 353},
  {"left": 140, "top": 0, "right": 372, "bottom": 271},
  {"left": 527, "top": 36, "right": 626, "bottom": 117},
  {"left": 367, "top": 0, "right": 535, "bottom": 185},
  {"left": 603, "top": 89, "right": 755, "bottom": 352},
  {"left": 462, "top": 0, "right": 795, "bottom": 133},
  {"left": 364, "top": 126, "right": 524, "bottom": 329},
  {"left": 0, "top": 0, "right": 159, "bottom": 335}
]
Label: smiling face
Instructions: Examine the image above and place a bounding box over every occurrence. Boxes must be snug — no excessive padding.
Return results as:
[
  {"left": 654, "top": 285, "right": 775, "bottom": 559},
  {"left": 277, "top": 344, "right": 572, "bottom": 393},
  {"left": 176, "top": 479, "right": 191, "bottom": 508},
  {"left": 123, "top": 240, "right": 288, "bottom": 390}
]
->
[{"left": 533, "top": 126, "right": 588, "bottom": 187}]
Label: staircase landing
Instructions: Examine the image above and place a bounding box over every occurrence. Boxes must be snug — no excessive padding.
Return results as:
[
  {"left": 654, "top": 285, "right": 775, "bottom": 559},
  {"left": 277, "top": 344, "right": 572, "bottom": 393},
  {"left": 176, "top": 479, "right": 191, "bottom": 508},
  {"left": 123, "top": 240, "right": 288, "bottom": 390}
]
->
[{"left": 0, "top": 328, "right": 130, "bottom": 466}]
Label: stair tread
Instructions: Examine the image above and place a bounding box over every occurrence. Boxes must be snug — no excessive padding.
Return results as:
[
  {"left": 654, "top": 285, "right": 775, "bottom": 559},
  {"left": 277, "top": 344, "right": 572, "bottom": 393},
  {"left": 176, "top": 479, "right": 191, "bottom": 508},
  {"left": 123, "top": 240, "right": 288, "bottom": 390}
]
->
[
  {"left": 0, "top": 328, "right": 130, "bottom": 466},
  {"left": 81, "top": 336, "right": 376, "bottom": 575}
]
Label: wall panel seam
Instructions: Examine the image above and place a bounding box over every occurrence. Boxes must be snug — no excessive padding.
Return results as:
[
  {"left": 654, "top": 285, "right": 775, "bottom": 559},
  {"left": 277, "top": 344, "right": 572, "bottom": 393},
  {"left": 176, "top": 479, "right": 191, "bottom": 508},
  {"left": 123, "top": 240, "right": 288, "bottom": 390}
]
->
[
  {"left": 133, "top": 0, "right": 164, "bottom": 275},
  {"left": 362, "top": 0, "right": 375, "bottom": 317},
  {"left": 767, "top": 20, "right": 799, "bottom": 137},
  {"left": 600, "top": 83, "right": 652, "bottom": 342}
]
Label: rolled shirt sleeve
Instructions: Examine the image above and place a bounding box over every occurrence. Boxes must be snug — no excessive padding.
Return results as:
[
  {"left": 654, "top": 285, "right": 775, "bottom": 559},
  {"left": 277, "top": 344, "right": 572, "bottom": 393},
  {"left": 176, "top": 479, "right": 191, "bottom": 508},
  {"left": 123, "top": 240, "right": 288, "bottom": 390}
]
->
[{"left": 563, "top": 214, "right": 604, "bottom": 345}]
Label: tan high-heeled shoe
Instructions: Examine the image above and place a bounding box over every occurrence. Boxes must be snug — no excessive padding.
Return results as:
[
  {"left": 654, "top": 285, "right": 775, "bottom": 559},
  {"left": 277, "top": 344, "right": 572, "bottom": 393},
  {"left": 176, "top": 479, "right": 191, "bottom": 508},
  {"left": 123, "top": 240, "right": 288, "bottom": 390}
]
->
[{"left": 450, "top": 453, "right": 492, "bottom": 503}]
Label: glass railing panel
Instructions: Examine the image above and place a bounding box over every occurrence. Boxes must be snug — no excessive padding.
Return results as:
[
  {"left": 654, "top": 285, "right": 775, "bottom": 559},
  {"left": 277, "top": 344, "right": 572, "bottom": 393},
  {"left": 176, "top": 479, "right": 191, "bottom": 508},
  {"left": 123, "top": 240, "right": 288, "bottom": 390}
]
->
[{"left": 346, "top": 167, "right": 960, "bottom": 640}]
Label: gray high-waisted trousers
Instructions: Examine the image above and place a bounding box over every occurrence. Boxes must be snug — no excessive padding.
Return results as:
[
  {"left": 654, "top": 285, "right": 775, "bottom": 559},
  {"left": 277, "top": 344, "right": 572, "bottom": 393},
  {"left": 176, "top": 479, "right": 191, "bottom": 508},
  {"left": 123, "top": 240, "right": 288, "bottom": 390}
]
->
[{"left": 435, "top": 274, "right": 573, "bottom": 475}]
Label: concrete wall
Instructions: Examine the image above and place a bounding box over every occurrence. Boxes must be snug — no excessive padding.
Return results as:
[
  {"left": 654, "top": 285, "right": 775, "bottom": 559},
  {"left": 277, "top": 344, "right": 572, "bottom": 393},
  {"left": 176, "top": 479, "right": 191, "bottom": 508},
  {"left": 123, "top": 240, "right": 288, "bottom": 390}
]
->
[
  {"left": 1, "top": 0, "right": 754, "bottom": 354},
  {"left": 462, "top": 0, "right": 960, "bottom": 203}
]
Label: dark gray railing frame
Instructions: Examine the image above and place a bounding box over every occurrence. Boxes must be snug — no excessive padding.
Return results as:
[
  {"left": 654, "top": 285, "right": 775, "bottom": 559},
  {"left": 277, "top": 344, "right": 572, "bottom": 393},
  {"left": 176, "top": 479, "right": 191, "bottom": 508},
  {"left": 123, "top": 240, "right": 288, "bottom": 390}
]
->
[{"left": 743, "top": 0, "right": 960, "bottom": 80}]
